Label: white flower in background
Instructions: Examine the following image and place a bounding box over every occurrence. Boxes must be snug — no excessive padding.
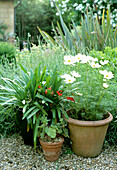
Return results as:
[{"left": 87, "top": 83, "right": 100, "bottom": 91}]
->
[
  {"left": 22, "top": 100, "right": 25, "bottom": 104},
  {"left": 42, "top": 81, "right": 46, "bottom": 85},
  {"left": 73, "top": 3, "right": 78, "bottom": 7},
  {"left": 100, "top": 60, "right": 109, "bottom": 65},
  {"left": 61, "top": 73, "right": 70, "bottom": 79},
  {"left": 94, "top": 0, "right": 98, "bottom": 3},
  {"left": 50, "top": 1, "right": 54, "bottom": 7},
  {"left": 70, "top": 71, "right": 81, "bottom": 78},
  {"left": 74, "top": 53, "right": 82, "bottom": 62},
  {"left": 87, "top": 56, "right": 98, "bottom": 62},
  {"left": 76, "top": 4, "right": 83, "bottom": 10},
  {"left": 103, "top": 83, "right": 109, "bottom": 88},
  {"left": 104, "top": 71, "right": 114, "bottom": 79},
  {"left": 62, "top": 3, "right": 67, "bottom": 8},
  {"left": 64, "top": 55, "right": 75, "bottom": 65},
  {"left": 99, "top": 70, "right": 114, "bottom": 79},
  {"left": 90, "top": 62, "right": 101, "bottom": 68},
  {"left": 99, "top": 70, "right": 105, "bottom": 75},
  {"left": 103, "top": 79, "right": 107, "bottom": 81},
  {"left": 86, "top": 3, "right": 90, "bottom": 7},
  {"left": 113, "top": 23, "right": 116, "bottom": 27},
  {"left": 98, "top": 11, "right": 101, "bottom": 15},
  {"left": 56, "top": 12, "right": 59, "bottom": 16},
  {"left": 64, "top": 74, "right": 76, "bottom": 84},
  {"left": 75, "top": 92, "right": 83, "bottom": 96},
  {"left": 80, "top": 55, "right": 89, "bottom": 63}
]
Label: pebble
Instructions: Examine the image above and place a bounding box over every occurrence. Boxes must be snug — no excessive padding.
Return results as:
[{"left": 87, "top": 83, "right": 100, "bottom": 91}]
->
[{"left": 0, "top": 134, "right": 116, "bottom": 169}]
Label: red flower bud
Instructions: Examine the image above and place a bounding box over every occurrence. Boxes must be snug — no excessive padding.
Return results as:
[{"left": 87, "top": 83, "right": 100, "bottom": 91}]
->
[
  {"left": 38, "top": 86, "right": 41, "bottom": 88},
  {"left": 48, "top": 87, "right": 51, "bottom": 90},
  {"left": 52, "top": 91, "right": 54, "bottom": 95},
  {"left": 67, "top": 97, "right": 75, "bottom": 102},
  {"left": 45, "top": 90, "right": 47, "bottom": 94}
]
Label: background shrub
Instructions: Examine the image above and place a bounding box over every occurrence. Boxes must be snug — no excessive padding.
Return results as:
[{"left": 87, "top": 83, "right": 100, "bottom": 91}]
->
[
  {"left": 0, "top": 106, "right": 18, "bottom": 138},
  {"left": 0, "top": 42, "right": 16, "bottom": 63},
  {"left": 51, "top": 0, "right": 117, "bottom": 26},
  {"left": 16, "top": 0, "right": 59, "bottom": 43}
]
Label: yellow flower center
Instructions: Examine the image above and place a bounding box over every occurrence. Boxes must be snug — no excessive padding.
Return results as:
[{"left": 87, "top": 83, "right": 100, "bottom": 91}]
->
[
  {"left": 93, "top": 65, "right": 95, "bottom": 67},
  {"left": 68, "top": 60, "right": 71, "bottom": 62},
  {"left": 68, "top": 79, "right": 71, "bottom": 82},
  {"left": 106, "top": 75, "right": 108, "bottom": 77},
  {"left": 78, "top": 57, "right": 80, "bottom": 59}
]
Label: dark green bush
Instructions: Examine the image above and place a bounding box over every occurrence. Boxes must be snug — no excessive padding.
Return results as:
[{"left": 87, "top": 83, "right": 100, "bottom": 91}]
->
[
  {"left": 0, "top": 42, "right": 16, "bottom": 63},
  {"left": 0, "top": 106, "right": 18, "bottom": 138}
]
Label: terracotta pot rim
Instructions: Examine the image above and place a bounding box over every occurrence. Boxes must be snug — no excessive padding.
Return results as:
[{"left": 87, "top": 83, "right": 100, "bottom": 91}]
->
[
  {"left": 39, "top": 135, "right": 64, "bottom": 146},
  {"left": 65, "top": 110, "right": 113, "bottom": 127}
]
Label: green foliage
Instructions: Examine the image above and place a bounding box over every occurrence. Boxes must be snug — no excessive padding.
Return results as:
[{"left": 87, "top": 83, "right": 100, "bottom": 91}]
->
[
  {"left": 39, "top": 8, "right": 117, "bottom": 53},
  {"left": 0, "top": 22, "right": 7, "bottom": 41},
  {"left": 0, "top": 106, "right": 18, "bottom": 138},
  {"left": 0, "top": 42, "right": 16, "bottom": 63},
  {"left": 89, "top": 47, "right": 117, "bottom": 144},
  {"left": 90, "top": 47, "right": 117, "bottom": 73}
]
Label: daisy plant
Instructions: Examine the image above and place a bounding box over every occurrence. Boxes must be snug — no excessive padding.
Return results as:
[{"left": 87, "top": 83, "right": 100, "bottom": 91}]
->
[
  {"left": 0, "top": 64, "right": 69, "bottom": 148},
  {"left": 61, "top": 54, "right": 114, "bottom": 121}
]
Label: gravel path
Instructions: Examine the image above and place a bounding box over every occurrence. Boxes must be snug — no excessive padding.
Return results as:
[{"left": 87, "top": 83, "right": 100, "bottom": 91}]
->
[{"left": 0, "top": 134, "right": 116, "bottom": 170}]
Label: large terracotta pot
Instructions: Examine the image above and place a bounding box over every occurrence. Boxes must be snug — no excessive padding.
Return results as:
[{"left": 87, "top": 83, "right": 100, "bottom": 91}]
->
[
  {"left": 39, "top": 135, "right": 64, "bottom": 161},
  {"left": 65, "top": 110, "right": 113, "bottom": 157}
]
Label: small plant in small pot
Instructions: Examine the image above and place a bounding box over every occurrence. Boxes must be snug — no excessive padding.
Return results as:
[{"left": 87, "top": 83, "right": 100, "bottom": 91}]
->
[
  {"left": 61, "top": 54, "right": 114, "bottom": 157},
  {"left": 39, "top": 116, "right": 67, "bottom": 161}
]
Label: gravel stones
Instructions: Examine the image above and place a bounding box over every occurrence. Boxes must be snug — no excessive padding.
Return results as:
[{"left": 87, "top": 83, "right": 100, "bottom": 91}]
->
[{"left": 0, "top": 134, "right": 116, "bottom": 169}]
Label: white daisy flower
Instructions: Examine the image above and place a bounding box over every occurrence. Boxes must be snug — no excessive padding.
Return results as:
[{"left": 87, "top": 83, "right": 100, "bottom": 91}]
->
[
  {"left": 103, "top": 83, "right": 109, "bottom": 88},
  {"left": 100, "top": 60, "right": 109, "bottom": 65},
  {"left": 64, "top": 74, "right": 76, "bottom": 84},
  {"left": 64, "top": 55, "right": 75, "bottom": 65},
  {"left": 100, "top": 70, "right": 114, "bottom": 79},
  {"left": 70, "top": 71, "right": 81, "bottom": 78},
  {"left": 74, "top": 53, "right": 83, "bottom": 62},
  {"left": 90, "top": 62, "right": 101, "bottom": 68}
]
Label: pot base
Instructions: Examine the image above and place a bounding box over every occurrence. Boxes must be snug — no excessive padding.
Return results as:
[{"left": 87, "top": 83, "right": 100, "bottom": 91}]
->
[
  {"left": 39, "top": 136, "right": 64, "bottom": 161},
  {"left": 65, "top": 111, "right": 113, "bottom": 157}
]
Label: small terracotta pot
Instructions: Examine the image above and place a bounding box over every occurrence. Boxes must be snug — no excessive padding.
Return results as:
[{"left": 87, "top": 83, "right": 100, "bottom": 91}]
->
[
  {"left": 39, "top": 135, "right": 64, "bottom": 161},
  {"left": 65, "top": 110, "right": 113, "bottom": 157}
]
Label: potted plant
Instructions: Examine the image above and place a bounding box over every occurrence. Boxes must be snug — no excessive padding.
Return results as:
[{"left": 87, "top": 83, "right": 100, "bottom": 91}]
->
[
  {"left": 0, "top": 63, "right": 47, "bottom": 146},
  {"left": 0, "top": 64, "right": 69, "bottom": 156},
  {"left": 61, "top": 54, "right": 113, "bottom": 157},
  {"left": 28, "top": 67, "right": 69, "bottom": 161}
]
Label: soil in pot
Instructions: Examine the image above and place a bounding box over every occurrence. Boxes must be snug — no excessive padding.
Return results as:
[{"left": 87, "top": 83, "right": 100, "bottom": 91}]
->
[{"left": 39, "top": 135, "right": 64, "bottom": 161}]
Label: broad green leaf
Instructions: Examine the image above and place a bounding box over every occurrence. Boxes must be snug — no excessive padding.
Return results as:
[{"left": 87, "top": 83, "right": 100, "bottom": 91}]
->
[
  {"left": 27, "top": 108, "right": 40, "bottom": 119},
  {"left": 23, "top": 106, "right": 37, "bottom": 119}
]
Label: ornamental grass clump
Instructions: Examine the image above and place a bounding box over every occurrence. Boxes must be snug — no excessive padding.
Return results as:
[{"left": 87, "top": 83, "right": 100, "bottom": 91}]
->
[{"left": 61, "top": 54, "right": 114, "bottom": 121}]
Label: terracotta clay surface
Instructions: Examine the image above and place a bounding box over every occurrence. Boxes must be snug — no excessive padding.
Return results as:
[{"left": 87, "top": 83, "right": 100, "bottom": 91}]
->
[
  {"left": 65, "top": 111, "right": 113, "bottom": 157},
  {"left": 39, "top": 136, "right": 64, "bottom": 161}
]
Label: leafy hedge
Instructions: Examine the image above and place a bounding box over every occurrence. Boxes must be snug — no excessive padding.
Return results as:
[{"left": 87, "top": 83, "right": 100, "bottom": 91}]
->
[{"left": 0, "top": 42, "right": 16, "bottom": 63}]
